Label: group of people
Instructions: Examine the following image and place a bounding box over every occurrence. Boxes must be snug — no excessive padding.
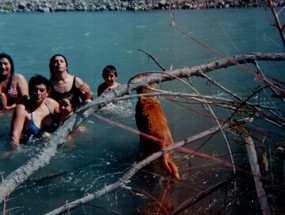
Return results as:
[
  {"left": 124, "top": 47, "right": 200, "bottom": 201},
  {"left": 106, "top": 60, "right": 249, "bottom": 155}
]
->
[{"left": 0, "top": 53, "right": 121, "bottom": 155}]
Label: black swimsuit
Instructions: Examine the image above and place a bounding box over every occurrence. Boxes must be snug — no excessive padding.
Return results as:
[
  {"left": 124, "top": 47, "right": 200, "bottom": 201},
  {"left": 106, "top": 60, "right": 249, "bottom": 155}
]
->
[{"left": 50, "top": 76, "right": 81, "bottom": 107}]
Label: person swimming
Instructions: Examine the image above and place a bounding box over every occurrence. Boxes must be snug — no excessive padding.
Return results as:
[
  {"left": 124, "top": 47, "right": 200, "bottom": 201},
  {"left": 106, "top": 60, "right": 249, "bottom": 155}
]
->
[
  {"left": 58, "top": 93, "right": 76, "bottom": 125},
  {"left": 0, "top": 53, "right": 28, "bottom": 110},
  {"left": 10, "top": 74, "right": 60, "bottom": 146},
  {"left": 27, "top": 102, "right": 56, "bottom": 137}
]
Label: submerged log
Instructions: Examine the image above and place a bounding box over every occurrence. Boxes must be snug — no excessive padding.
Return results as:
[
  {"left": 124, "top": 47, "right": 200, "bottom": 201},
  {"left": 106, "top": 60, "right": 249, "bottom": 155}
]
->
[{"left": 0, "top": 52, "right": 285, "bottom": 203}]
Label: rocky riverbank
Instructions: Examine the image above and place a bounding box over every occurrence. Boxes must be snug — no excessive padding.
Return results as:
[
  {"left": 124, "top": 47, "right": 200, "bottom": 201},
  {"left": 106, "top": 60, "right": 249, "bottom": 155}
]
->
[{"left": 0, "top": 0, "right": 279, "bottom": 13}]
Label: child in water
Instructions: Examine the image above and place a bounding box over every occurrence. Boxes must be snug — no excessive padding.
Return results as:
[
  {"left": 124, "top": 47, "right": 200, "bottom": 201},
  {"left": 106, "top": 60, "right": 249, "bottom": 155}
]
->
[
  {"left": 97, "top": 65, "right": 121, "bottom": 96},
  {"left": 59, "top": 93, "right": 76, "bottom": 124},
  {"left": 58, "top": 93, "right": 86, "bottom": 144}
]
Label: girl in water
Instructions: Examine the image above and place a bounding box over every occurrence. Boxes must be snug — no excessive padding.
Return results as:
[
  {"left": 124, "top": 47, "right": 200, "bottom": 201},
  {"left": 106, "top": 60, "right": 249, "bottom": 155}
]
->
[{"left": 59, "top": 93, "right": 76, "bottom": 124}]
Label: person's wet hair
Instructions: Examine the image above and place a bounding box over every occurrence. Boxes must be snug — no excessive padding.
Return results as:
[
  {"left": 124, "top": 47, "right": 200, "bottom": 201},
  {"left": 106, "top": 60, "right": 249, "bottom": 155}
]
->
[
  {"left": 28, "top": 74, "right": 50, "bottom": 94},
  {"left": 62, "top": 93, "right": 77, "bottom": 111},
  {"left": 0, "top": 53, "right": 15, "bottom": 75},
  {"left": 0, "top": 53, "right": 15, "bottom": 90},
  {"left": 49, "top": 54, "right": 68, "bottom": 78},
  {"left": 102, "top": 65, "right": 117, "bottom": 77}
]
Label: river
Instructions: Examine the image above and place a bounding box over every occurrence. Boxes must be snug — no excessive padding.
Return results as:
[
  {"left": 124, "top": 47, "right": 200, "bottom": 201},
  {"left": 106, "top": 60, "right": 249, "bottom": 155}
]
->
[{"left": 0, "top": 8, "right": 284, "bottom": 214}]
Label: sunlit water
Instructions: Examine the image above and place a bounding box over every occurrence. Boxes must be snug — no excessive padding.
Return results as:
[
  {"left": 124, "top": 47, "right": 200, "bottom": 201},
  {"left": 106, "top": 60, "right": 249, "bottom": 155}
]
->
[{"left": 0, "top": 8, "right": 284, "bottom": 214}]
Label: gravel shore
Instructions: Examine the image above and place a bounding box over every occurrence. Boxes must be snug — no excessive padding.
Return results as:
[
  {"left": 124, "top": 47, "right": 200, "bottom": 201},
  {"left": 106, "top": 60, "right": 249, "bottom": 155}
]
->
[{"left": 0, "top": 0, "right": 280, "bottom": 13}]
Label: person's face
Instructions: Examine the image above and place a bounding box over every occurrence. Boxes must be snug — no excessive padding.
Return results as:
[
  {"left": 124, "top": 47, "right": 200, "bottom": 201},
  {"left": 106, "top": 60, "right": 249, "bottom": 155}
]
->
[
  {"left": 59, "top": 98, "right": 74, "bottom": 116},
  {"left": 103, "top": 72, "right": 117, "bottom": 86},
  {"left": 0, "top": 58, "right": 12, "bottom": 76},
  {"left": 30, "top": 84, "right": 49, "bottom": 105},
  {"left": 51, "top": 56, "right": 67, "bottom": 74}
]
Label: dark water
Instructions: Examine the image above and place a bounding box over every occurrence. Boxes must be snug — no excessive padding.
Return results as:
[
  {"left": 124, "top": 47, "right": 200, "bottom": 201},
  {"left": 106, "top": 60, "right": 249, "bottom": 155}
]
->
[{"left": 0, "top": 8, "right": 284, "bottom": 214}]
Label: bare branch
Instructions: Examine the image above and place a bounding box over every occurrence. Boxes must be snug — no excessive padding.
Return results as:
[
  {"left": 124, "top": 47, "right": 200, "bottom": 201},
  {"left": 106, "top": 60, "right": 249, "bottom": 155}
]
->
[
  {"left": 0, "top": 52, "right": 284, "bottom": 204},
  {"left": 44, "top": 121, "right": 236, "bottom": 215},
  {"left": 171, "top": 175, "right": 236, "bottom": 215},
  {"left": 268, "top": 0, "right": 285, "bottom": 48},
  {"left": 138, "top": 49, "right": 166, "bottom": 71},
  {"left": 244, "top": 134, "right": 271, "bottom": 215}
]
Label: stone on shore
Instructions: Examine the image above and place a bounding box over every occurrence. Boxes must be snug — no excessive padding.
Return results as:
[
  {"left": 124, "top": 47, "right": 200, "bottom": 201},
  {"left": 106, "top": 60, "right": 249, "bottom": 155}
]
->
[{"left": 0, "top": 0, "right": 281, "bottom": 13}]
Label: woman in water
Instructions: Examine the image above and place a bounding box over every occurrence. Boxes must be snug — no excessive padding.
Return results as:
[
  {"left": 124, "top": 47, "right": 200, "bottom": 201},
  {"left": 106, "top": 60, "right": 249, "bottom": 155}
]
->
[
  {"left": 0, "top": 53, "right": 28, "bottom": 110},
  {"left": 10, "top": 74, "right": 60, "bottom": 147},
  {"left": 49, "top": 54, "right": 92, "bottom": 108}
]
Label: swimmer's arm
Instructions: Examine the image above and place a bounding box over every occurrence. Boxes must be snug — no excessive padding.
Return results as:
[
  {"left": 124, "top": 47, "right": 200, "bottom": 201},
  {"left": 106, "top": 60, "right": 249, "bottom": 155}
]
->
[
  {"left": 3, "top": 103, "right": 16, "bottom": 111},
  {"left": 10, "top": 104, "right": 26, "bottom": 146},
  {"left": 75, "top": 77, "right": 93, "bottom": 102},
  {"left": 1, "top": 133, "right": 21, "bottom": 159},
  {"left": 0, "top": 104, "right": 26, "bottom": 159},
  {"left": 79, "top": 83, "right": 93, "bottom": 102},
  {"left": 15, "top": 73, "right": 29, "bottom": 98}
]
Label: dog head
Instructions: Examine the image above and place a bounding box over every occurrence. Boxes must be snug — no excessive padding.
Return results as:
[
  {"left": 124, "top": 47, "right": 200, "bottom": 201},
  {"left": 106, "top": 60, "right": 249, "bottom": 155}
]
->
[
  {"left": 129, "top": 73, "right": 157, "bottom": 95},
  {"left": 137, "top": 82, "right": 157, "bottom": 94}
]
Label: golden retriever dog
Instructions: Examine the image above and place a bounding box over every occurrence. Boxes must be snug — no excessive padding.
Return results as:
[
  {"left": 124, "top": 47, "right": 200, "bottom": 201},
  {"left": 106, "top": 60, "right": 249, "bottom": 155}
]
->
[{"left": 135, "top": 81, "right": 180, "bottom": 179}]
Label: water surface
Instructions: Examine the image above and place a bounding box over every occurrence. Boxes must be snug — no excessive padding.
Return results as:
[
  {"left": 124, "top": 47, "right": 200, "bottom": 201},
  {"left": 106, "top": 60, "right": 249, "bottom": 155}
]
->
[{"left": 0, "top": 8, "right": 284, "bottom": 214}]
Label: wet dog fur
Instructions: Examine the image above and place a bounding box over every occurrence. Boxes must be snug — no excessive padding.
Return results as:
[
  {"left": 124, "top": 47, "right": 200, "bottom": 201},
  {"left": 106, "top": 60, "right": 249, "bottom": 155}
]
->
[{"left": 135, "top": 82, "right": 180, "bottom": 179}]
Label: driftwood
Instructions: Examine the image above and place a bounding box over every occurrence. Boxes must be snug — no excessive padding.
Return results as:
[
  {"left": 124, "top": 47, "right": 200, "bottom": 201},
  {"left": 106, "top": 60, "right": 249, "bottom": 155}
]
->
[
  {"left": 0, "top": 52, "right": 285, "bottom": 204},
  {"left": 244, "top": 135, "right": 271, "bottom": 215}
]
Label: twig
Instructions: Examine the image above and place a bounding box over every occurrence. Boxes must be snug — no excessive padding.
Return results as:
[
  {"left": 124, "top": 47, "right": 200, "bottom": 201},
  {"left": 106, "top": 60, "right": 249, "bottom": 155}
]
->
[
  {"left": 138, "top": 49, "right": 166, "bottom": 71},
  {"left": 253, "top": 59, "right": 285, "bottom": 103},
  {"left": 171, "top": 175, "right": 236, "bottom": 215},
  {"left": 163, "top": 71, "right": 237, "bottom": 184},
  {"left": 171, "top": 18, "right": 285, "bottom": 93},
  {"left": 199, "top": 72, "right": 242, "bottom": 101},
  {"left": 268, "top": 0, "right": 285, "bottom": 48}
]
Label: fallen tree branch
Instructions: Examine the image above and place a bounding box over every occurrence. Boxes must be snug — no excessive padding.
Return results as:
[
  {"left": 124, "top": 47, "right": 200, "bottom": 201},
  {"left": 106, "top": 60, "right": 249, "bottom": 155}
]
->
[
  {"left": 0, "top": 52, "right": 284, "bottom": 204},
  {"left": 124, "top": 52, "right": 285, "bottom": 95},
  {"left": 244, "top": 134, "right": 271, "bottom": 215},
  {"left": 44, "top": 121, "right": 235, "bottom": 215}
]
